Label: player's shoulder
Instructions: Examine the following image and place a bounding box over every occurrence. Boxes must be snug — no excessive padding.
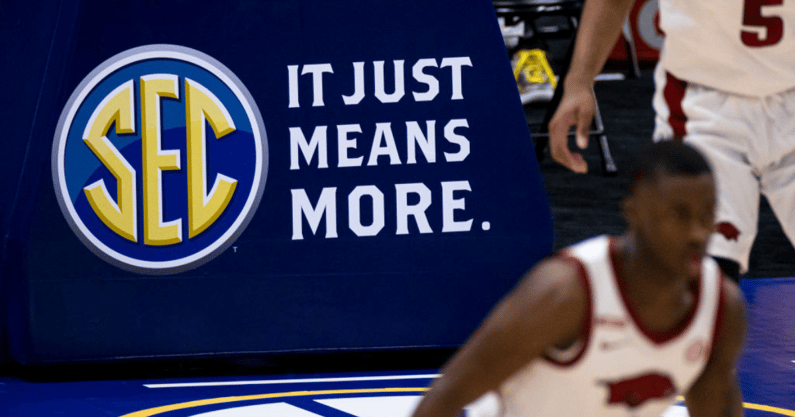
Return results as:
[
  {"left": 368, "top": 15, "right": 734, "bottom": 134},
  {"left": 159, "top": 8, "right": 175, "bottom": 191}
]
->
[
  {"left": 512, "top": 235, "right": 613, "bottom": 315},
  {"left": 511, "top": 253, "right": 591, "bottom": 343},
  {"left": 517, "top": 248, "right": 593, "bottom": 307},
  {"left": 533, "top": 235, "right": 613, "bottom": 289},
  {"left": 562, "top": 234, "right": 611, "bottom": 256},
  {"left": 530, "top": 255, "right": 585, "bottom": 287}
]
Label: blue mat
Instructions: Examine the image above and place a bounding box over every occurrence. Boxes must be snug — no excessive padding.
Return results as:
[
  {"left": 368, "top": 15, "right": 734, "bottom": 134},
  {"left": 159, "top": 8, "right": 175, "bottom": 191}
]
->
[{"left": 2, "top": 278, "right": 794, "bottom": 417}]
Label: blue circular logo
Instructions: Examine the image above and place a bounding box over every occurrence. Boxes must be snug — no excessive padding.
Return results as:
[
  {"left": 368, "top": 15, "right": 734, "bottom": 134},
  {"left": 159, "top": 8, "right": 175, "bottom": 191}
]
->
[{"left": 52, "top": 45, "right": 268, "bottom": 274}]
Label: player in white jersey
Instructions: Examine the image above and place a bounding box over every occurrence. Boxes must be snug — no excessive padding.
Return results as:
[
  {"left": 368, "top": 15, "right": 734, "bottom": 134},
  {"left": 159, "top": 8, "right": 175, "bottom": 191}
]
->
[
  {"left": 410, "top": 142, "right": 747, "bottom": 417},
  {"left": 547, "top": 0, "right": 795, "bottom": 280}
]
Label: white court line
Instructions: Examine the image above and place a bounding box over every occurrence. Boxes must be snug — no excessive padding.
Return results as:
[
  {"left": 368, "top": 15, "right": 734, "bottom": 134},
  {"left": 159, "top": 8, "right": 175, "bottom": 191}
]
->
[
  {"left": 595, "top": 72, "right": 627, "bottom": 81},
  {"left": 144, "top": 374, "right": 441, "bottom": 388}
]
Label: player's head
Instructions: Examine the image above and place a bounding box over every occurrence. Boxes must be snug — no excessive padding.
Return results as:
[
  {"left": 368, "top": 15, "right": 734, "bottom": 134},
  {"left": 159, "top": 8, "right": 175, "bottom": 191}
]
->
[
  {"left": 622, "top": 141, "right": 716, "bottom": 277},
  {"left": 622, "top": 141, "right": 713, "bottom": 196}
]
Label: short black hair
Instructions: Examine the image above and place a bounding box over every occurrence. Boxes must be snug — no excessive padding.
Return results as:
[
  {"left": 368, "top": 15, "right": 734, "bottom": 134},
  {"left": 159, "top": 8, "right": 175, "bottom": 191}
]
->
[{"left": 623, "top": 141, "right": 712, "bottom": 195}]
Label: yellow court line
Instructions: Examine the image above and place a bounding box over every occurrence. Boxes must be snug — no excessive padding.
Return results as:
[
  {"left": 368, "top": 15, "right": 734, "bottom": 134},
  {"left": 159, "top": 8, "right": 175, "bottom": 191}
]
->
[
  {"left": 118, "top": 387, "right": 429, "bottom": 417},
  {"left": 121, "top": 388, "right": 795, "bottom": 417},
  {"left": 675, "top": 396, "right": 795, "bottom": 417},
  {"left": 744, "top": 403, "right": 795, "bottom": 417}
]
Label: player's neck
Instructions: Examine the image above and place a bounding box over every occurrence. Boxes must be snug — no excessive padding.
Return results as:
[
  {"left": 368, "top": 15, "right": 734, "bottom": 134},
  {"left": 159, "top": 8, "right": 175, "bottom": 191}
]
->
[
  {"left": 615, "top": 233, "right": 692, "bottom": 303},
  {"left": 614, "top": 233, "right": 698, "bottom": 333}
]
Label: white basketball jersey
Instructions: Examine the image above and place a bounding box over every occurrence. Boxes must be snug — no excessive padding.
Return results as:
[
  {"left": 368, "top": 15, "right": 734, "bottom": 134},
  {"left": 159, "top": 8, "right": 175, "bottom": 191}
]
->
[
  {"left": 658, "top": 0, "right": 795, "bottom": 97},
  {"left": 467, "top": 235, "right": 726, "bottom": 417}
]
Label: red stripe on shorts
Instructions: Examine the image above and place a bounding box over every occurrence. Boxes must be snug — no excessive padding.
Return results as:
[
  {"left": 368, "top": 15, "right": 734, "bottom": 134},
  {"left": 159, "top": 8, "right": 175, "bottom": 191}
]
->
[{"left": 663, "top": 72, "right": 688, "bottom": 139}]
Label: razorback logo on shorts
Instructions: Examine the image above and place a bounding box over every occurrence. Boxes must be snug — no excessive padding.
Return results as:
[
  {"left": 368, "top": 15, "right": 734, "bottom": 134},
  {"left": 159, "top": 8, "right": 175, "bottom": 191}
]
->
[
  {"left": 52, "top": 45, "right": 268, "bottom": 274},
  {"left": 716, "top": 222, "right": 740, "bottom": 241}
]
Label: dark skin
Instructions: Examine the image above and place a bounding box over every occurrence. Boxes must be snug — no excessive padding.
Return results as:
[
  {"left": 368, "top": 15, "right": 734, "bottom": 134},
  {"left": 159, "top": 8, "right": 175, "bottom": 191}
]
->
[
  {"left": 411, "top": 171, "right": 748, "bottom": 417},
  {"left": 547, "top": 0, "right": 636, "bottom": 173}
]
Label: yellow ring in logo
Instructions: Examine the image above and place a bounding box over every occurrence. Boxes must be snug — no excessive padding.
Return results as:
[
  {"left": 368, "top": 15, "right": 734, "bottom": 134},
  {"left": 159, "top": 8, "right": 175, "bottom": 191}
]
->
[
  {"left": 119, "top": 387, "right": 427, "bottom": 417},
  {"left": 120, "top": 389, "right": 795, "bottom": 417}
]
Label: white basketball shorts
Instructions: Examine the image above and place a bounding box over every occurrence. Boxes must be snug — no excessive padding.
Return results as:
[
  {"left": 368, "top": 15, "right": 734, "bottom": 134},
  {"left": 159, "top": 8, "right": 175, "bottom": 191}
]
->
[{"left": 652, "top": 64, "right": 795, "bottom": 273}]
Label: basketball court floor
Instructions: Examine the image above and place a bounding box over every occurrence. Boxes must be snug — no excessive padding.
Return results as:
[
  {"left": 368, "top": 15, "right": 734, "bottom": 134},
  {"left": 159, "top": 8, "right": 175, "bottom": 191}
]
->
[{"left": 2, "top": 278, "right": 793, "bottom": 417}]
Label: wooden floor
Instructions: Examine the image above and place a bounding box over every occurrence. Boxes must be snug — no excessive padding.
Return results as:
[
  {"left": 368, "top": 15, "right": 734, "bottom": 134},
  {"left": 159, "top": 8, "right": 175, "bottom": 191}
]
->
[{"left": 1, "top": 278, "right": 793, "bottom": 417}]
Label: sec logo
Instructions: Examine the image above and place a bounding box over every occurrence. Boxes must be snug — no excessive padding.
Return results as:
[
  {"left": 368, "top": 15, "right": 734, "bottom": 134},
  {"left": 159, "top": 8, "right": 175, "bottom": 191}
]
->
[{"left": 52, "top": 45, "right": 268, "bottom": 274}]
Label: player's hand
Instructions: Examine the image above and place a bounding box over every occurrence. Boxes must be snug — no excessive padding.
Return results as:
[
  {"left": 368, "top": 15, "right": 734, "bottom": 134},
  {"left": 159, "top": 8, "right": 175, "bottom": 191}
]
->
[{"left": 547, "top": 82, "right": 595, "bottom": 174}]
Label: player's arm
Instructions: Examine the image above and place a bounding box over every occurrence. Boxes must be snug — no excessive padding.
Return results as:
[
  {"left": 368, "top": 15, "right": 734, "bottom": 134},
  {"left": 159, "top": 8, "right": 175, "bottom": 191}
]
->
[
  {"left": 410, "top": 257, "right": 588, "bottom": 417},
  {"left": 548, "top": 0, "right": 636, "bottom": 173},
  {"left": 685, "top": 278, "right": 748, "bottom": 417}
]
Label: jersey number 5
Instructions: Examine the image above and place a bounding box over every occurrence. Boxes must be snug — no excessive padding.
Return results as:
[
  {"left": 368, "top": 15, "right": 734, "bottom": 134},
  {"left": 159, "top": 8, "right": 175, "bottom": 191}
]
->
[{"left": 741, "top": 0, "right": 783, "bottom": 47}]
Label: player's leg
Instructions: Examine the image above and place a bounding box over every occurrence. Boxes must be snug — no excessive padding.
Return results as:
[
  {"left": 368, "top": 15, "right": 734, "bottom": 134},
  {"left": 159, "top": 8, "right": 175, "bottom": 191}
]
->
[
  {"left": 760, "top": 89, "right": 795, "bottom": 258},
  {"left": 652, "top": 68, "right": 762, "bottom": 279},
  {"left": 687, "top": 135, "right": 759, "bottom": 280},
  {"left": 762, "top": 156, "right": 795, "bottom": 258}
]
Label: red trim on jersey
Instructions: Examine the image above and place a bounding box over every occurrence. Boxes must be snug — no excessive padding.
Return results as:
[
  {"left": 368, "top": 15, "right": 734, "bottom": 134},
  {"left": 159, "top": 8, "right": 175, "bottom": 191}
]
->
[
  {"left": 664, "top": 72, "right": 688, "bottom": 138},
  {"left": 608, "top": 238, "right": 702, "bottom": 344},
  {"left": 708, "top": 274, "right": 729, "bottom": 360},
  {"left": 541, "top": 253, "right": 593, "bottom": 367}
]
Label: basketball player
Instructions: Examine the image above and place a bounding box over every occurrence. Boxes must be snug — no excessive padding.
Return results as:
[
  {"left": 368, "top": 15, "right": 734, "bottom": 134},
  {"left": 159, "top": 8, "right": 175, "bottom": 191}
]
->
[
  {"left": 547, "top": 0, "right": 795, "bottom": 280},
  {"left": 410, "top": 142, "right": 747, "bottom": 417}
]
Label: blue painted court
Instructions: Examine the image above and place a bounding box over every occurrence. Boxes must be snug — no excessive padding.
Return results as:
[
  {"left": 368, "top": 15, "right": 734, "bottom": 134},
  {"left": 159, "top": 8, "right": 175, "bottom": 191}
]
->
[{"left": 1, "top": 278, "right": 793, "bottom": 417}]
